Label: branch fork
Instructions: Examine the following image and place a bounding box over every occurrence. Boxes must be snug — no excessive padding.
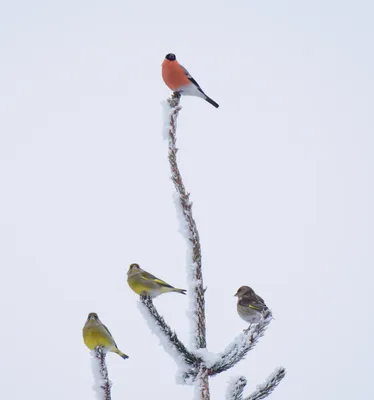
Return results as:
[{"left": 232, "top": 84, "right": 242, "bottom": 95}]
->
[{"left": 137, "top": 93, "right": 285, "bottom": 400}]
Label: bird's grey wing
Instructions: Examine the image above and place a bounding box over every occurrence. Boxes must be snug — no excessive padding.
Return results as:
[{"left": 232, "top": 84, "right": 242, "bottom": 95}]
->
[
  {"left": 253, "top": 294, "right": 269, "bottom": 311},
  {"left": 141, "top": 270, "right": 174, "bottom": 288},
  {"left": 180, "top": 64, "right": 204, "bottom": 93},
  {"left": 238, "top": 296, "right": 251, "bottom": 306},
  {"left": 239, "top": 296, "right": 267, "bottom": 312}
]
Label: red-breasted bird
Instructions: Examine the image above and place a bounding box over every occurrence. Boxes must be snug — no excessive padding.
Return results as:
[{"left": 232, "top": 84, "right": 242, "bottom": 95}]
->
[{"left": 162, "top": 53, "right": 219, "bottom": 108}]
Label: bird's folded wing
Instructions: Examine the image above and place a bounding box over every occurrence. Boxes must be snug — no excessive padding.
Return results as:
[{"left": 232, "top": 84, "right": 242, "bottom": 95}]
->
[
  {"left": 248, "top": 303, "right": 264, "bottom": 311},
  {"left": 142, "top": 271, "right": 174, "bottom": 288},
  {"left": 239, "top": 297, "right": 267, "bottom": 311},
  {"left": 181, "top": 64, "right": 203, "bottom": 93},
  {"left": 102, "top": 324, "right": 118, "bottom": 347},
  {"left": 255, "top": 294, "right": 268, "bottom": 311}
]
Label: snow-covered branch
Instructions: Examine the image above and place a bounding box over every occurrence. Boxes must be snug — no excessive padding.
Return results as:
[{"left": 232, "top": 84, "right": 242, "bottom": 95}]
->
[
  {"left": 209, "top": 312, "right": 273, "bottom": 376},
  {"left": 90, "top": 347, "right": 112, "bottom": 400},
  {"left": 160, "top": 93, "right": 285, "bottom": 400},
  {"left": 226, "top": 368, "right": 285, "bottom": 400},
  {"left": 164, "top": 93, "right": 209, "bottom": 400},
  {"left": 165, "top": 93, "right": 207, "bottom": 351},
  {"left": 226, "top": 376, "right": 247, "bottom": 400},
  {"left": 243, "top": 367, "right": 286, "bottom": 400},
  {"left": 138, "top": 294, "right": 199, "bottom": 367}
]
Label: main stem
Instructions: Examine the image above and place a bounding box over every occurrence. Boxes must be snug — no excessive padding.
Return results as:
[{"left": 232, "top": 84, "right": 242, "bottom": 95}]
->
[
  {"left": 166, "top": 93, "right": 209, "bottom": 400},
  {"left": 94, "top": 347, "right": 111, "bottom": 400}
]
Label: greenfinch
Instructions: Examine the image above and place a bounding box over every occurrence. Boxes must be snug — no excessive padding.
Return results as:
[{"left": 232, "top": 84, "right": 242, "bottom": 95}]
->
[
  {"left": 234, "top": 286, "right": 269, "bottom": 326},
  {"left": 127, "top": 263, "right": 186, "bottom": 297},
  {"left": 82, "top": 312, "right": 128, "bottom": 359}
]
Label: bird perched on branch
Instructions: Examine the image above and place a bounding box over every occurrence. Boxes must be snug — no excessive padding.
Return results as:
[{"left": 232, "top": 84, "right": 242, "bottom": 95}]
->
[
  {"left": 162, "top": 53, "right": 219, "bottom": 108},
  {"left": 127, "top": 263, "right": 186, "bottom": 297},
  {"left": 83, "top": 312, "right": 129, "bottom": 359},
  {"left": 234, "top": 286, "right": 270, "bottom": 328}
]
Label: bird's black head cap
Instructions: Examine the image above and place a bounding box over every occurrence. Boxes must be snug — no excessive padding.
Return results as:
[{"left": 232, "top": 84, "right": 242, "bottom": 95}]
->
[{"left": 165, "top": 53, "right": 176, "bottom": 61}]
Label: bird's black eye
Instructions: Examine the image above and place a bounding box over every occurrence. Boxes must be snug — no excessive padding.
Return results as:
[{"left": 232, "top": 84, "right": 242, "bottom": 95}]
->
[{"left": 166, "top": 53, "right": 176, "bottom": 61}]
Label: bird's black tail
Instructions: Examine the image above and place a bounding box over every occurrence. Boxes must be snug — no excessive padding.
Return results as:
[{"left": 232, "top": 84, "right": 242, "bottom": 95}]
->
[
  {"left": 173, "top": 288, "right": 187, "bottom": 295},
  {"left": 204, "top": 95, "right": 219, "bottom": 108}
]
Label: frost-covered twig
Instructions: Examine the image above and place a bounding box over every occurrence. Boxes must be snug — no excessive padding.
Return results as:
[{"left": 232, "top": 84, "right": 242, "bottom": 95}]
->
[
  {"left": 244, "top": 367, "right": 286, "bottom": 400},
  {"left": 226, "top": 368, "right": 285, "bottom": 400},
  {"left": 165, "top": 93, "right": 209, "bottom": 400},
  {"left": 209, "top": 312, "right": 273, "bottom": 375},
  {"left": 139, "top": 294, "right": 199, "bottom": 367},
  {"left": 90, "top": 347, "right": 112, "bottom": 400},
  {"left": 162, "top": 93, "right": 285, "bottom": 400},
  {"left": 166, "top": 92, "right": 206, "bottom": 350},
  {"left": 226, "top": 376, "right": 247, "bottom": 400}
]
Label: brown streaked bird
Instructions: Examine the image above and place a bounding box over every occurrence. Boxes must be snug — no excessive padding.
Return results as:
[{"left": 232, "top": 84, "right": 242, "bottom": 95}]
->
[{"left": 234, "top": 286, "right": 269, "bottom": 327}]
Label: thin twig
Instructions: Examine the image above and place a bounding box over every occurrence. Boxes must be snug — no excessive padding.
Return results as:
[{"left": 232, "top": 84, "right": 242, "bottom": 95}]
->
[
  {"left": 244, "top": 367, "right": 286, "bottom": 400},
  {"left": 226, "top": 376, "right": 247, "bottom": 400}
]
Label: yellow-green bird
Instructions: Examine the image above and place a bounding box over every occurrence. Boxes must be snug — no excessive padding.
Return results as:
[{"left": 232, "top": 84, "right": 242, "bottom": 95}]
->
[
  {"left": 82, "top": 312, "right": 129, "bottom": 359},
  {"left": 127, "top": 263, "right": 186, "bottom": 297}
]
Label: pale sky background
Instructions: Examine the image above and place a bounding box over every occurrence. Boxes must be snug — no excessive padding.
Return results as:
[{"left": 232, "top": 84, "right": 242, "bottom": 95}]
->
[{"left": 0, "top": 1, "right": 373, "bottom": 399}]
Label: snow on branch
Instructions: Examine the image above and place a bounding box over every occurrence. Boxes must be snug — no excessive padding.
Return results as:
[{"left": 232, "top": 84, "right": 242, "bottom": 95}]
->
[
  {"left": 243, "top": 367, "right": 286, "bottom": 400},
  {"left": 164, "top": 93, "right": 207, "bottom": 351},
  {"left": 90, "top": 347, "right": 112, "bottom": 400},
  {"left": 138, "top": 294, "right": 198, "bottom": 366},
  {"left": 161, "top": 93, "right": 285, "bottom": 400},
  {"left": 164, "top": 93, "right": 209, "bottom": 400},
  {"left": 138, "top": 294, "right": 200, "bottom": 383},
  {"left": 209, "top": 311, "right": 273, "bottom": 376},
  {"left": 226, "top": 376, "right": 247, "bottom": 400}
]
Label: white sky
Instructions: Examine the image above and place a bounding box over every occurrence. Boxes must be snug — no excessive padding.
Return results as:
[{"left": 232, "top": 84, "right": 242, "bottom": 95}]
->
[{"left": 0, "top": 1, "right": 373, "bottom": 399}]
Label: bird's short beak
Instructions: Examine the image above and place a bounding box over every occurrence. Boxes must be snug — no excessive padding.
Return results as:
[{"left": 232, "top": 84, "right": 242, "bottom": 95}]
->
[{"left": 234, "top": 292, "right": 238, "bottom": 297}]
